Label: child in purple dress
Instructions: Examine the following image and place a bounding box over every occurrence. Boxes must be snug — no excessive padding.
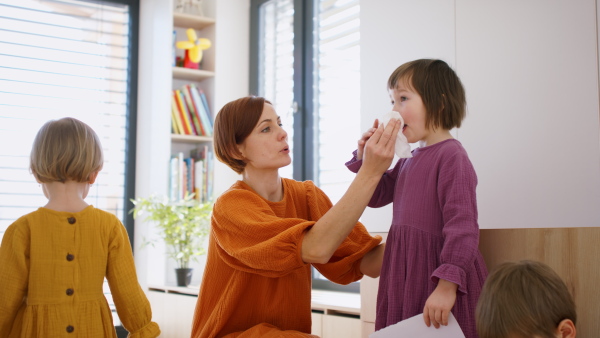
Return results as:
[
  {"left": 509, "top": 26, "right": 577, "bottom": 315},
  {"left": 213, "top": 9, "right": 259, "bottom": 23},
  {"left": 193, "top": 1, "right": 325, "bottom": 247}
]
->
[{"left": 346, "top": 59, "right": 488, "bottom": 338}]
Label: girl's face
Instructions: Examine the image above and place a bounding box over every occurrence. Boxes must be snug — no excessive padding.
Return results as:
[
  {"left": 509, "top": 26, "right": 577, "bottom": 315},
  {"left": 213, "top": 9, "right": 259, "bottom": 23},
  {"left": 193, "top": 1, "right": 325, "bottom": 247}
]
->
[
  {"left": 238, "top": 103, "right": 291, "bottom": 172},
  {"left": 389, "top": 81, "right": 431, "bottom": 144}
]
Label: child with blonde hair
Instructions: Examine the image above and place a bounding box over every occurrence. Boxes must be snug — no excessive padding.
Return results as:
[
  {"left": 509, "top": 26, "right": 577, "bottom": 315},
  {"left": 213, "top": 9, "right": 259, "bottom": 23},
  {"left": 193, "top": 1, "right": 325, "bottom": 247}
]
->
[
  {"left": 476, "top": 260, "right": 576, "bottom": 338},
  {"left": 0, "top": 117, "right": 160, "bottom": 337}
]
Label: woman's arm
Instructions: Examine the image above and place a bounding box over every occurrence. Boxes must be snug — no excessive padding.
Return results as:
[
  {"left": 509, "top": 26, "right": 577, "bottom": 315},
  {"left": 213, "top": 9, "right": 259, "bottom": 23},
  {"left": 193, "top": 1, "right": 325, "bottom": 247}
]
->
[{"left": 301, "top": 119, "right": 400, "bottom": 264}]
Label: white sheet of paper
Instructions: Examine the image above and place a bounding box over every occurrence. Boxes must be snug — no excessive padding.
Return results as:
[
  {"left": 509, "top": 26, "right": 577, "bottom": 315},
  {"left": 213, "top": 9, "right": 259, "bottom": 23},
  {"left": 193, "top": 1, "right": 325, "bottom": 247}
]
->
[{"left": 369, "top": 312, "right": 465, "bottom": 338}]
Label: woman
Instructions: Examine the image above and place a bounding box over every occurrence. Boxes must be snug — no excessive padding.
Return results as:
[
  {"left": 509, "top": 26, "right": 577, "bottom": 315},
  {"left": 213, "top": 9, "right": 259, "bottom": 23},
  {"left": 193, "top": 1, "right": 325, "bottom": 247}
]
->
[{"left": 191, "top": 96, "right": 401, "bottom": 337}]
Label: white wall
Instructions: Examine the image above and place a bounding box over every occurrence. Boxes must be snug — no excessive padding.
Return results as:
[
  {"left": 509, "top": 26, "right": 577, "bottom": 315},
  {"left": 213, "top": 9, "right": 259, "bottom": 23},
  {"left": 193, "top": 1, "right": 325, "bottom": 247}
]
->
[
  {"left": 136, "top": 0, "right": 246, "bottom": 287},
  {"left": 360, "top": 0, "right": 600, "bottom": 230},
  {"left": 136, "top": 0, "right": 173, "bottom": 287},
  {"left": 360, "top": 0, "right": 456, "bottom": 232}
]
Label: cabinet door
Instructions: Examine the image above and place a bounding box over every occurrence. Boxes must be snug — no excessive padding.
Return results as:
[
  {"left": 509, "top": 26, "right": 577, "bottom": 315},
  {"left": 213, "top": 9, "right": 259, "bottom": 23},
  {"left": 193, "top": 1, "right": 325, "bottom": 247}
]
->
[
  {"left": 322, "top": 315, "right": 361, "bottom": 338},
  {"left": 311, "top": 312, "right": 323, "bottom": 336},
  {"left": 146, "top": 291, "right": 166, "bottom": 329},
  {"left": 163, "top": 293, "right": 198, "bottom": 337}
]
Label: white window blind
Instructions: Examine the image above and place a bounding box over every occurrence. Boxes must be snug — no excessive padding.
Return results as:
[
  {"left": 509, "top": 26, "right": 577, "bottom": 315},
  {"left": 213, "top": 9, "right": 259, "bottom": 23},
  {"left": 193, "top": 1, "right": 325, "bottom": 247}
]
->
[
  {"left": 0, "top": 0, "right": 134, "bottom": 327},
  {"left": 258, "top": 0, "right": 294, "bottom": 180},
  {"left": 314, "top": 0, "right": 361, "bottom": 204}
]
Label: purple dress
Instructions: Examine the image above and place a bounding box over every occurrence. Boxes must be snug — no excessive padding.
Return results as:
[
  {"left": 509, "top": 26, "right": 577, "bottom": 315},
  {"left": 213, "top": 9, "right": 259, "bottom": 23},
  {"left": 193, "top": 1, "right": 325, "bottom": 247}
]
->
[{"left": 346, "top": 139, "right": 488, "bottom": 338}]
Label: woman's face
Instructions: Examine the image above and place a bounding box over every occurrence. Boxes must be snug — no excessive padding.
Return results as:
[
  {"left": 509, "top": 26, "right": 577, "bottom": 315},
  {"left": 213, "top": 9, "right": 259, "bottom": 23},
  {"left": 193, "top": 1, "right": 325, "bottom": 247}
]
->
[{"left": 238, "top": 103, "right": 291, "bottom": 172}]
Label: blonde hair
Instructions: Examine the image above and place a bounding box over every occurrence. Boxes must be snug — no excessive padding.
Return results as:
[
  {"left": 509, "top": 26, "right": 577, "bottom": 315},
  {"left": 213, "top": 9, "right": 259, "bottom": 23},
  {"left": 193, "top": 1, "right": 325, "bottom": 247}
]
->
[
  {"left": 476, "top": 260, "right": 576, "bottom": 338},
  {"left": 30, "top": 117, "right": 103, "bottom": 183}
]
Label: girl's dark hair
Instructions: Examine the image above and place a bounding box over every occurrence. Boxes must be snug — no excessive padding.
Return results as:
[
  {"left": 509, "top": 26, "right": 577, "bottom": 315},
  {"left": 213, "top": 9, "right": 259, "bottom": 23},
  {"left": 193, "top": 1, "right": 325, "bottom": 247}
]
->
[{"left": 388, "top": 59, "right": 466, "bottom": 130}]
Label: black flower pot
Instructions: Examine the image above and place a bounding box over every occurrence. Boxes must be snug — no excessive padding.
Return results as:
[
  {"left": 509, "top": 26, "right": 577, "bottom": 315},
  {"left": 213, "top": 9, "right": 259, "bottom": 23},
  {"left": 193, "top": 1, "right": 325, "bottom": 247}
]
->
[{"left": 175, "top": 268, "right": 193, "bottom": 287}]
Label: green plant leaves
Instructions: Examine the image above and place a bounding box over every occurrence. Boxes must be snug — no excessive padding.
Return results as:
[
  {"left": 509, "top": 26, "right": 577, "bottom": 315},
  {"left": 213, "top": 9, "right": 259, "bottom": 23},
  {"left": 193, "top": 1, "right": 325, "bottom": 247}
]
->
[{"left": 130, "top": 193, "right": 212, "bottom": 269}]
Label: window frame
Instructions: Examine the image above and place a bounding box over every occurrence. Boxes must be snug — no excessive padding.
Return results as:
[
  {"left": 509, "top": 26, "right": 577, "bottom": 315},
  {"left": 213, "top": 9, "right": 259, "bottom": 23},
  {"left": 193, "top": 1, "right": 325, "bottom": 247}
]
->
[{"left": 109, "top": 0, "right": 140, "bottom": 246}]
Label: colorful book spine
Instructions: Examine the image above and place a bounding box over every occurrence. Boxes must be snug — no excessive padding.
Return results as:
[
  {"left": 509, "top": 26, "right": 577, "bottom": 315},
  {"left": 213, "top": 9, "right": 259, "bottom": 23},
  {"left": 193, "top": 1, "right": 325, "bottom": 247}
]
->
[
  {"left": 198, "top": 87, "right": 213, "bottom": 124},
  {"left": 171, "top": 97, "right": 184, "bottom": 134},
  {"left": 177, "top": 89, "right": 197, "bottom": 135},
  {"left": 183, "top": 84, "right": 206, "bottom": 136},
  {"left": 189, "top": 84, "right": 213, "bottom": 135},
  {"left": 173, "top": 90, "right": 192, "bottom": 135}
]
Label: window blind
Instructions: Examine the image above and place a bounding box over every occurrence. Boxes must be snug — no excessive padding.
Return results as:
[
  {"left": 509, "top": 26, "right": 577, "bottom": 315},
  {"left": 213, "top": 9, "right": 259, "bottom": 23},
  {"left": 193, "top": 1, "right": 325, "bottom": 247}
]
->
[
  {"left": 0, "top": 0, "right": 131, "bottom": 234},
  {"left": 258, "top": 0, "right": 294, "bottom": 180},
  {"left": 0, "top": 0, "right": 135, "bottom": 328},
  {"left": 314, "top": 0, "right": 361, "bottom": 204}
]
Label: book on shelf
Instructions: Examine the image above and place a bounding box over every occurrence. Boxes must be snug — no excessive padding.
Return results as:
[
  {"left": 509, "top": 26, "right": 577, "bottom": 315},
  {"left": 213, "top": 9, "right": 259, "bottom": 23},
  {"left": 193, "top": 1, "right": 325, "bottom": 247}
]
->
[
  {"left": 190, "top": 145, "right": 213, "bottom": 202},
  {"left": 189, "top": 83, "right": 213, "bottom": 135},
  {"left": 197, "top": 86, "right": 214, "bottom": 122},
  {"left": 183, "top": 84, "right": 207, "bottom": 136},
  {"left": 171, "top": 98, "right": 184, "bottom": 134},
  {"left": 170, "top": 84, "right": 214, "bottom": 137},
  {"left": 169, "top": 146, "right": 214, "bottom": 203},
  {"left": 176, "top": 89, "right": 196, "bottom": 135},
  {"left": 172, "top": 30, "right": 177, "bottom": 67},
  {"left": 172, "top": 90, "right": 192, "bottom": 135}
]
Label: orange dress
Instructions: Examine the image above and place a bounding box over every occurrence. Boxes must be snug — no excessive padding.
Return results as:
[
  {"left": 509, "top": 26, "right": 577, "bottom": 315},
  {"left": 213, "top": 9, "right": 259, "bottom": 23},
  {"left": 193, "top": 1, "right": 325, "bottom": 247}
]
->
[
  {"left": 0, "top": 206, "right": 160, "bottom": 338},
  {"left": 191, "top": 179, "right": 381, "bottom": 337}
]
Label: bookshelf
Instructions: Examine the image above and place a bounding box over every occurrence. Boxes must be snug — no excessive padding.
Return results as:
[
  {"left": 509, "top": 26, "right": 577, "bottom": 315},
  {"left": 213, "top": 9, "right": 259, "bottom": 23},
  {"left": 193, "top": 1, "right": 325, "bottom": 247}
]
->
[{"left": 170, "top": 9, "right": 216, "bottom": 204}]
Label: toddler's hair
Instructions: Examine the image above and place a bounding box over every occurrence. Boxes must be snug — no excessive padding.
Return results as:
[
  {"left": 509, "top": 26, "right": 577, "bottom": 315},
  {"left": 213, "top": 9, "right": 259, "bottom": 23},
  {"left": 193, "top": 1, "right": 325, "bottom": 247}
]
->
[
  {"left": 388, "top": 59, "right": 466, "bottom": 130},
  {"left": 476, "top": 260, "right": 576, "bottom": 338},
  {"left": 30, "top": 117, "right": 103, "bottom": 183}
]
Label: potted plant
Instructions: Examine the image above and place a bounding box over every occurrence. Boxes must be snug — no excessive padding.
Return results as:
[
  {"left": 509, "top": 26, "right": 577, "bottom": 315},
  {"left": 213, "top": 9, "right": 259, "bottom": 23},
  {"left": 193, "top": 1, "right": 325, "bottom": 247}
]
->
[{"left": 130, "top": 193, "right": 212, "bottom": 287}]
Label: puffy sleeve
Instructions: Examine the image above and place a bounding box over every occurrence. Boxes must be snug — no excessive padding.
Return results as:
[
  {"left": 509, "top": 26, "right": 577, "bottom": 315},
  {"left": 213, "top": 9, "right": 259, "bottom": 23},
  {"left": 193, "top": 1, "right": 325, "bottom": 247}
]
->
[
  {"left": 211, "top": 189, "right": 313, "bottom": 278},
  {"left": 430, "top": 150, "right": 480, "bottom": 294},
  {"left": 0, "top": 221, "right": 29, "bottom": 336},
  {"left": 345, "top": 149, "right": 400, "bottom": 208},
  {"left": 305, "top": 183, "right": 382, "bottom": 285},
  {"left": 105, "top": 218, "right": 160, "bottom": 338}
]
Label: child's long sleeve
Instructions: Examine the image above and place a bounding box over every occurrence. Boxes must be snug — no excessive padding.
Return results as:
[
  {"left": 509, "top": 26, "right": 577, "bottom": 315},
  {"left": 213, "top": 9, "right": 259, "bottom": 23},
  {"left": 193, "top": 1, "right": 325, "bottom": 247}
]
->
[
  {"left": 106, "top": 222, "right": 160, "bottom": 338},
  {"left": 0, "top": 222, "right": 29, "bottom": 337}
]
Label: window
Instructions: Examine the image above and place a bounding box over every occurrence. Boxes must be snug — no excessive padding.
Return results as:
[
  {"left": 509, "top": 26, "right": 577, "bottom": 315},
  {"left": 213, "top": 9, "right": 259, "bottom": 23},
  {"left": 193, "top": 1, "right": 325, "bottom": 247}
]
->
[
  {"left": 251, "top": 0, "right": 361, "bottom": 293},
  {"left": 0, "top": 0, "right": 139, "bottom": 333}
]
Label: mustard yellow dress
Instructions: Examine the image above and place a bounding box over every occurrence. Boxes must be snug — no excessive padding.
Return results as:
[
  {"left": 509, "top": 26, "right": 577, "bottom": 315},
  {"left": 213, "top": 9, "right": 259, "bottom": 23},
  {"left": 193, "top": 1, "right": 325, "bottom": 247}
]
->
[{"left": 0, "top": 206, "right": 160, "bottom": 337}]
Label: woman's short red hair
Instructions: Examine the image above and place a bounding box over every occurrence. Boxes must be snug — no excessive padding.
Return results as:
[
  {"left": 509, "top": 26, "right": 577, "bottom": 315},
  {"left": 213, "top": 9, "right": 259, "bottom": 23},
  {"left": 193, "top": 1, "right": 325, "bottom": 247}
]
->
[{"left": 213, "top": 96, "right": 271, "bottom": 174}]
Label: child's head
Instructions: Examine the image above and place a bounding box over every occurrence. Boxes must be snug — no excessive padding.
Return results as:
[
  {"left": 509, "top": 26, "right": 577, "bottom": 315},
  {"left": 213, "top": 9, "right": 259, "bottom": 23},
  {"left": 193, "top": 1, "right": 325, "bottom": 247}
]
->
[
  {"left": 476, "top": 260, "right": 577, "bottom": 338},
  {"left": 213, "top": 96, "right": 272, "bottom": 174},
  {"left": 388, "top": 59, "right": 466, "bottom": 131},
  {"left": 30, "top": 117, "right": 103, "bottom": 183}
]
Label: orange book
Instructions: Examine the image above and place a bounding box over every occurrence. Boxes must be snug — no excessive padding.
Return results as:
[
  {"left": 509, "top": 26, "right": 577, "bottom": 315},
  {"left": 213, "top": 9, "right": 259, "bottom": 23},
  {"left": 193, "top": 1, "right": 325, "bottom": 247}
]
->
[{"left": 173, "top": 90, "right": 192, "bottom": 135}]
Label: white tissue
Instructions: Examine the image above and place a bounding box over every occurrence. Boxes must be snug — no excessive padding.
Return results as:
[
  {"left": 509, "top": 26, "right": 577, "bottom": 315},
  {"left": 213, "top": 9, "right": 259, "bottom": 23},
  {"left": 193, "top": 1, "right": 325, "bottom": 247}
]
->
[{"left": 381, "top": 111, "right": 412, "bottom": 158}]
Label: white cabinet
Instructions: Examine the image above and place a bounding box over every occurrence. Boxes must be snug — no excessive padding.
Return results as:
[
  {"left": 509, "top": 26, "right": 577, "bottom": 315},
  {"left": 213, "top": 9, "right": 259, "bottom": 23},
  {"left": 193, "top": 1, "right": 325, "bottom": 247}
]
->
[
  {"left": 148, "top": 287, "right": 198, "bottom": 337},
  {"left": 148, "top": 287, "right": 361, "bottom": 338}
]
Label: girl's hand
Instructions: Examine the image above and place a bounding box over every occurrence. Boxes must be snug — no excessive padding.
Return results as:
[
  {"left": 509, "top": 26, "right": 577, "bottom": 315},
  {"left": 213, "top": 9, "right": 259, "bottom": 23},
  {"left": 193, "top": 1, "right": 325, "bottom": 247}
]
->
[
  {"left": 357, "top": 119, "right": 379, "bottom": 160},
  {"left": 423, "top": 279, "right": 458, "bottom": 329}
]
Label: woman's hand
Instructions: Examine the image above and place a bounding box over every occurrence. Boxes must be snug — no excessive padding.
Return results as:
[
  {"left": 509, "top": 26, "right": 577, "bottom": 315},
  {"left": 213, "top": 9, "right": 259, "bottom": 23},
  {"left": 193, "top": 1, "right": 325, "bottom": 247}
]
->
[
  {"left": 360, "top": 118, "right": 400, "bottom": 177},
  {"left": 357, "top": 119, "right": 379, "bottom": 160},
  {"left": 423, "top": 279, "right": 458, "bottom": 329}
]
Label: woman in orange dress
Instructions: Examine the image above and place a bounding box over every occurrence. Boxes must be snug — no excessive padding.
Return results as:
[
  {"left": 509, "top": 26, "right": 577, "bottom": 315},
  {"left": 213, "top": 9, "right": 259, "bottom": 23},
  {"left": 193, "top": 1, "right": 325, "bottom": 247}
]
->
[{"left": 191, "top": 96, "right": 401, "bottom": 337}]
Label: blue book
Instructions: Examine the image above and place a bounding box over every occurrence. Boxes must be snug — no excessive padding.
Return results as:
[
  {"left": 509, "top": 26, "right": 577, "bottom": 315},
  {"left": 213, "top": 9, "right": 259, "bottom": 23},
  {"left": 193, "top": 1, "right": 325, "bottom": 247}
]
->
[
  {"left": 189, "top": 84, "right": 213, "bottom": 135},
  {"left": 199, "top": 89, "right": 213, "bottom": 124}
]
